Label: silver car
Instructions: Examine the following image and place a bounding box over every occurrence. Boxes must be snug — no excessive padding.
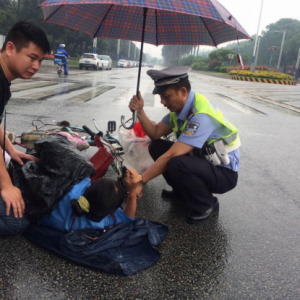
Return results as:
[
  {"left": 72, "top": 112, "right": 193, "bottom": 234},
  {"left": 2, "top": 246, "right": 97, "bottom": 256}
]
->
[
  {"left": 98, "top": 55, "right": 112, "bottom": 70},
  {"left": 118, "top": 59, "right": 129, "bottom": 68},
  {"left": 79, "top": 53, "right": 101, "bottom": 70}
]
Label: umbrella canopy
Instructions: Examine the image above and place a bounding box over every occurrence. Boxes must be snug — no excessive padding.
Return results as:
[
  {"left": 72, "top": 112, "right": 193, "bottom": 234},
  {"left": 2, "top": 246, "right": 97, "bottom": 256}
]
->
[
  {"left": 40, "top": 0, "right": 251, "bottom": 128},
  {"left": 40, "top": 0, "right": 251, "bottom": 47}
]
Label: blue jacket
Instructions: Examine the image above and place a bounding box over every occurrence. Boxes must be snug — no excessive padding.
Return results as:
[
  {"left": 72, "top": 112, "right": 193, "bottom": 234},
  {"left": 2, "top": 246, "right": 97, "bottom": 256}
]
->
[
  {"left": 55, "top": 47, "right": 69, "bottom": 58},
  {"left": 39, "top": 177, "right": 135, "bottom": 232}
]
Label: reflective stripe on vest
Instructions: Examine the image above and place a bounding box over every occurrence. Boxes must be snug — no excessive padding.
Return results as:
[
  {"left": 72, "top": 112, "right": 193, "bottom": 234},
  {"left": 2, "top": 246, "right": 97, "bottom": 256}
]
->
[{"left": 169, "top": 93, "right": 238, "bottom": 146}]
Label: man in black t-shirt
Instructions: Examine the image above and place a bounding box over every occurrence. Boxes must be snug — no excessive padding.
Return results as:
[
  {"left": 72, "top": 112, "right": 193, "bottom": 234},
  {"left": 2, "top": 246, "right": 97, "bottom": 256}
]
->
[{"left": 0, "top": 21, "right": 50, "bottom": 235}]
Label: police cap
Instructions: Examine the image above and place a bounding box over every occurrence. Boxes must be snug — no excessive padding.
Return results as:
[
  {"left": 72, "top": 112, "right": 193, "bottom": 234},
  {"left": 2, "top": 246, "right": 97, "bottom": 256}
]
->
[{"left": 147, "top": 66, "right": 191, "bottom": 94}]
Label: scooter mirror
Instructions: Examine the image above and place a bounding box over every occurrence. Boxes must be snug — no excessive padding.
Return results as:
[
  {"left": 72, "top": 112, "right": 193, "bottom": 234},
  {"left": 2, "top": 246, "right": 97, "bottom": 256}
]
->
[{"left": 108, "top": 121, "right": 116, "bottom": 133}]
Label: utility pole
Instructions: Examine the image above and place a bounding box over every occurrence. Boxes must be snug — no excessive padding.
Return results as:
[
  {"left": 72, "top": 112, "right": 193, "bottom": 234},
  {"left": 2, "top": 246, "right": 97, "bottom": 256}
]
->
[
  {"left": 254, "top": 36, "right": 261, "bottom": 67},
  {"left": 250, "top": 0, "right": 264, "bottom": 72},
  {"left": 117, "top": 39, "right": 120, "bottom": 62},
  {"left": 294, "top": 47, "right": 300, "bottom": 82},
  {"left": 93, "top": 38, "right": 97, "bottom": 54},
  {"left": 128, "top": 41, "right": 131, "bottom": 59},
  {"left": 277, "top": 29, "right": 286, "bottom": 70}
]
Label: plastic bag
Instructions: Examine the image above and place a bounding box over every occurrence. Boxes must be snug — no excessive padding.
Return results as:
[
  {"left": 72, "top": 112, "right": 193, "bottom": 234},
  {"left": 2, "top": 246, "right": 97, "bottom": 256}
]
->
[
  {"left": 118, "top": 122, "right": 154, "bottom": 174},
  {"left": 10, "top": 134, "right": 95, "bottom": 219}
]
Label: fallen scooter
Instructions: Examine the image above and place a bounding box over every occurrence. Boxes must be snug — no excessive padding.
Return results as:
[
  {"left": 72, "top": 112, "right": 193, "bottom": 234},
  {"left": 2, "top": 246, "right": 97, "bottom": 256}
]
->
[{"left": 10, "top": 118, "right": 128, "bottom": 190}]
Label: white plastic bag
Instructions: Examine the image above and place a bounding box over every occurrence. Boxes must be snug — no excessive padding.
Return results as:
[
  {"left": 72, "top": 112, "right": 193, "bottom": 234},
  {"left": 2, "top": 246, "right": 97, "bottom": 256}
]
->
[{"left": 118, "top": 126, "right": 154, "bottom": 174}]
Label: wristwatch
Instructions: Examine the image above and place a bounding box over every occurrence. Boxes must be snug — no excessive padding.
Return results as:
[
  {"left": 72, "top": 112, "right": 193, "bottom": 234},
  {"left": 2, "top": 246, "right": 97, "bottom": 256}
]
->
[{"left": 139, "top": 174, "right": 147, "bottom": 187}]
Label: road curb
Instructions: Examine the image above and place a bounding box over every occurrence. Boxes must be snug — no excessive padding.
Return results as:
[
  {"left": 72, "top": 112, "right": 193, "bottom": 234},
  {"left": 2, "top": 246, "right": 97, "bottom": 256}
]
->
[{"left": 231, "top": 76, "right": 297, "bottom": 86}]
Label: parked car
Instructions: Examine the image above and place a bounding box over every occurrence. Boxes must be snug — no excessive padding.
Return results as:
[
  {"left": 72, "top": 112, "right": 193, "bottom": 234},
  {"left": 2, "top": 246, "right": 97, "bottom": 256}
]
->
[
  {"left": 98, "top": 55, "right": 112, "bottom": 70},
  {"left": 118, "top": 59, "right": 130, "bottom": 68},
  {"left": 79, "top": 53, "right": 102, "bottom": 70},
  {"left": 148, "top": 63, "right": 154, "bottom": 68}
]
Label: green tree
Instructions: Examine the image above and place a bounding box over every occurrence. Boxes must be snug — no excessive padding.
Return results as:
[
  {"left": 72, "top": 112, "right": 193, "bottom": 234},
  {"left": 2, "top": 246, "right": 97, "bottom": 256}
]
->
[
  {"left": 208, "top": 48, "right": 236, "bottom": 65},
  {"left": 227, "top": 18, "right": 300, "bottom": 71}
]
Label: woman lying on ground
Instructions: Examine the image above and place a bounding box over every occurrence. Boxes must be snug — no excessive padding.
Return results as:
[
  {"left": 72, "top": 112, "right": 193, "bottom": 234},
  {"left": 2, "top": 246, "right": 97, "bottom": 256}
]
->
[{"left": 39, "top": 169, "right": 140, "bottom": 232}]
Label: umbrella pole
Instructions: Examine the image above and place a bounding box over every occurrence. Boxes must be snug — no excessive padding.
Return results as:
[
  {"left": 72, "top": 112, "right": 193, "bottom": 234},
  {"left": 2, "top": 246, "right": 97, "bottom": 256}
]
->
[{"left": 121, "top": 7, "right": 148, "bottom": 129}]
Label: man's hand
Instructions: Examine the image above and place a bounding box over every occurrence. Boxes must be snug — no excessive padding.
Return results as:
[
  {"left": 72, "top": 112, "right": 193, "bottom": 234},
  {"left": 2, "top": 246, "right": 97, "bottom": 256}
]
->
[
  {"left": 9, "top": 149, "right": 39, "bottom": 165},
  {"left": 1, "top": 185, "right": 25, "bottom": 218},
  {"left": 129, "top": 91, "right": 144, "bottom": 113}
]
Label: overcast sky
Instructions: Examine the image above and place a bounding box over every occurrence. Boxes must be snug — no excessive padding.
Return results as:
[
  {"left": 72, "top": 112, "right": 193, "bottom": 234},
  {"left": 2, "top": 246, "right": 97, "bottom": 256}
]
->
[{"left": 139, "top": 0, "right": 300, "bottom": 58}]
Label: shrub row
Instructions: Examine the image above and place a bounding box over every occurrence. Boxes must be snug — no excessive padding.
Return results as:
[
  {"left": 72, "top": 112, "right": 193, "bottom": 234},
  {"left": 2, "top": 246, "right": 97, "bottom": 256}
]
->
[{"left": 229, "top": 70, "right": 293, "bottom": 81}]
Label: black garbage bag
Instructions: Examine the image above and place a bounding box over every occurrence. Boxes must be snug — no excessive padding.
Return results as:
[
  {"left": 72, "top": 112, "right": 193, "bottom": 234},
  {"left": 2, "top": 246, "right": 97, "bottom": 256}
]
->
[
  {"left": 11, "top": 134, "right": 95, "bottom": 219},
  {"left": 24, "top": 219, "right": 168, "bottom": 276}
]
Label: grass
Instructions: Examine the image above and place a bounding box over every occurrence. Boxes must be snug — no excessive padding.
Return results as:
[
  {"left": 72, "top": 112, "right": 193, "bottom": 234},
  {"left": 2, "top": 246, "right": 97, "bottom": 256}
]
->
[{"left": 68, "top": 59, "right": 79, "bottom": 67}]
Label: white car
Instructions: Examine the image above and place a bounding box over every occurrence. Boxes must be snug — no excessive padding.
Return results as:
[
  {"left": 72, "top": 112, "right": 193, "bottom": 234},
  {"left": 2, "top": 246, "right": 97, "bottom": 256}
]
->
[
  {"left": 79, "top": 53, "right": 102, "bottom": 70},
  {"left": 98, "top": 55, "right": 112, "bottom": 70},
  {"left": 118, "top": 59, "right": 129, "bottom": 68}
]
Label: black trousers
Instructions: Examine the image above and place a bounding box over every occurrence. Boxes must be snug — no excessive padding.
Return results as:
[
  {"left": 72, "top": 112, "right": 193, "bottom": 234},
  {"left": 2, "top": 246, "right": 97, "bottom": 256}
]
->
[{"left": 149, "top": 139, "right": 238, "bottom": 214}]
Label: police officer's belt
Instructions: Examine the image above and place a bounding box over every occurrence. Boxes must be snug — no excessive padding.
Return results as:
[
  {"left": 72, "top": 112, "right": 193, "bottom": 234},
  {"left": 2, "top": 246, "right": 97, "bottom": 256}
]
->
[{"left": 224, "top": 136, "right": 241, "bottom": 153}]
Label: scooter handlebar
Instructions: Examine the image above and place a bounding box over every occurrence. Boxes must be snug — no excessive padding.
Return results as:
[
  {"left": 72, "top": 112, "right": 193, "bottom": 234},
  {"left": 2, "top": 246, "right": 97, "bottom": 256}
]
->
[{"left": 82, "top": 125, "right": 95, "bottom": 139}]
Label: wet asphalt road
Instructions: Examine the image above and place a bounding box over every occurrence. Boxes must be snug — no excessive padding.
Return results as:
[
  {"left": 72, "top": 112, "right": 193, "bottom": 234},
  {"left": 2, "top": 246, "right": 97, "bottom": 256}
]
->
[{"left": 0, "top": 66, "right": 300, "bottom": 300}]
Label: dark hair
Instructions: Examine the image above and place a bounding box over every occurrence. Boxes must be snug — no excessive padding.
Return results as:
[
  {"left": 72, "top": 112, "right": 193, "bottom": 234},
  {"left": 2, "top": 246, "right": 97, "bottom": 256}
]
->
[
  {"left": 70, "top": 178, "right": 127, "bottom": 222},
  {"left": 169, "top": 78, "right": 191, "bottom": 93},
  {"left": 2, "top": 21, "right": 50, "bottom": 54}
]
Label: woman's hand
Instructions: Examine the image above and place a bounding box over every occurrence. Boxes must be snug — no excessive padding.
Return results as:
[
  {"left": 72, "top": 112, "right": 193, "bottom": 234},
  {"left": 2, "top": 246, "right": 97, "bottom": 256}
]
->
[
  {"left": 126, "top": 168, "right": 143, "bottom": 198},
  {"left": 129, "top": 91, "right": 144, "bottom": 113}
]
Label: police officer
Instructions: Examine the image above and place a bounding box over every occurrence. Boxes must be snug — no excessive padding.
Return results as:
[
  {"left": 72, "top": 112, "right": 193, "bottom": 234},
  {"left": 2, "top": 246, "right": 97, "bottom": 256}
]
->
[
  {"left": 55, "top": 44, "right": 69, "bottom": 75},
  {"left": 129, "top": 66, "right": 240, "bottom": 224}
]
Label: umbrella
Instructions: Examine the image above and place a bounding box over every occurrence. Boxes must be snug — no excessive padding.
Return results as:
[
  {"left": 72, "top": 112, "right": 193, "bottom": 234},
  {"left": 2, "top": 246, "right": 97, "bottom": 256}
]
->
[{"left": 40, "top": 0, "right": 251, "bottom": 129}]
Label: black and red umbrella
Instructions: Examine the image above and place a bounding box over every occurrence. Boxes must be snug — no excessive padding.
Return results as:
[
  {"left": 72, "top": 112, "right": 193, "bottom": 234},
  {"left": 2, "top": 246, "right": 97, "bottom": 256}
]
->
[{"left": 40, "top": 0, "right": 251, "bottom": 128}]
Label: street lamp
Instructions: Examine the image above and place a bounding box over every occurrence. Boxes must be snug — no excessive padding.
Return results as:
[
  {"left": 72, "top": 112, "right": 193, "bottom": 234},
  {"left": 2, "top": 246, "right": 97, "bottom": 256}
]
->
[
  {"left": 268, "top": 46, "right": 277, "bottom": 71},
  {"left": 250, "top": 0, "right": 264, "bottom": 72}
]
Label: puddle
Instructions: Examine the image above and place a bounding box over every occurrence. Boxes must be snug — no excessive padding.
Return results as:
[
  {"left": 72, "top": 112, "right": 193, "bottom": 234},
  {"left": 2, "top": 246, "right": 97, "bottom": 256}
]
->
[
  {"left": 70, "top": 85, "right": 115, "bottom": 102},
  {"left": 18, "top": 83, "right": 91, "bottom": 100}
]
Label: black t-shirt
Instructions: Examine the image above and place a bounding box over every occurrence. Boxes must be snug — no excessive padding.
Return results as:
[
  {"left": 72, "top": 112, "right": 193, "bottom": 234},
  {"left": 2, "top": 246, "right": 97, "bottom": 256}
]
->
[{"left": 0, "top": 65, "right": 11, "bottom": 124}]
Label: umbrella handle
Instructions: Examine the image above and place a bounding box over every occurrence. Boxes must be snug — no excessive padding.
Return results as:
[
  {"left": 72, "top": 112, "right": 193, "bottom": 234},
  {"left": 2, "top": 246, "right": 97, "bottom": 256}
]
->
[
  {"left": 120, "top": 111, "right": 137, "bottom": 129},
  {"left": 120, "top": 7, "right": 148, "bottom": 130}
]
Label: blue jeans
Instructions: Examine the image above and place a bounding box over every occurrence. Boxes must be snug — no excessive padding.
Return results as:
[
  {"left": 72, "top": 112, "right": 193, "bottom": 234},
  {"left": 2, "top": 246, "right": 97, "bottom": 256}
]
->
[
  {"left": 64, "top": 62, "right": 68, "bottom": 75},
  {"left": 0, "top": 195, "right": 30, "bottom": 236}
]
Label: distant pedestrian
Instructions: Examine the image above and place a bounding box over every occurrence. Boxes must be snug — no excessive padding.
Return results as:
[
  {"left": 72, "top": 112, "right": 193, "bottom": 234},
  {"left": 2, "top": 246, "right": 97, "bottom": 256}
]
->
[{"left": 0, "top": 20, "right": 50, "bottom": 235}]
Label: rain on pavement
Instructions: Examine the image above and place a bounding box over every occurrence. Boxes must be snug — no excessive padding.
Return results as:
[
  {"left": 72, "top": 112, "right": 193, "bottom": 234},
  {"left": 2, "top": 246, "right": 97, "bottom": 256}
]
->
[{"left": 1, "top": 65, "right": 300, "bottom": 300}]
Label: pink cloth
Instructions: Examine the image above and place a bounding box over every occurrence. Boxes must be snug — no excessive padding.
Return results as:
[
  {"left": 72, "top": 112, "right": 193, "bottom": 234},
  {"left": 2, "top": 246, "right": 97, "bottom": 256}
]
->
[{"left": 57, "top": 132, "right": 89, "bottom": 151}]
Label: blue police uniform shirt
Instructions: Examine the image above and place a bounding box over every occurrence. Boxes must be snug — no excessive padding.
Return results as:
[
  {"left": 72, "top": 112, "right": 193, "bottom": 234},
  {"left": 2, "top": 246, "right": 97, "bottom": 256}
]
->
[
  {"left": 55, "top": 47, "right": 69, "bottom": 58},
  {"left": 40, "top": 177, "right": 135, "bottom": 233},
  {"left": 162, "top": 91, "right": 240, "bottom": 172}
]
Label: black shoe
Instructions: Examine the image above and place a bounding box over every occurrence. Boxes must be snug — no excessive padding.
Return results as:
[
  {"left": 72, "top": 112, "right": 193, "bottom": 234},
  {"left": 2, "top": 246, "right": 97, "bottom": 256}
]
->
[
  {"left": 64, "top": 73, "right": 68, "bottom": 76},
  {"left": 186, "top": 201, "right": 219, "bottom": 224},
  {"left": 161, "top": 189, "right": 180, "bottom": 200}
]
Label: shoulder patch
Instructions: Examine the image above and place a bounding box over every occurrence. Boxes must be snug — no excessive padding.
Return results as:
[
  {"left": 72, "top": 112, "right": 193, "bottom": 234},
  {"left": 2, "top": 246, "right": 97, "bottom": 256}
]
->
[{"left": 184, "top": 121, "right": 200, "bottom": 136}]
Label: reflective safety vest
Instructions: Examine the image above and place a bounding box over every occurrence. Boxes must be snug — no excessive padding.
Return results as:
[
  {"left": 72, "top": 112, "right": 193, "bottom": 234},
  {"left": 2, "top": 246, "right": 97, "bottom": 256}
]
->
[{"left": 169, "top": 93, "right": 239, "bottom": 146}]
